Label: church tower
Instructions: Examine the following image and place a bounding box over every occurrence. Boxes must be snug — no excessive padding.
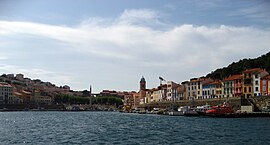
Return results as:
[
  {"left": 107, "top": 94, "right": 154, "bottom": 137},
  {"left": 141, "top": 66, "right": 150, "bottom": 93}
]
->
[
  {"left": 139, "top": 76, "right": 146, "bottom": 104},
  {"left": 140, "top": 76, "right": 146, "bottom": 91}
]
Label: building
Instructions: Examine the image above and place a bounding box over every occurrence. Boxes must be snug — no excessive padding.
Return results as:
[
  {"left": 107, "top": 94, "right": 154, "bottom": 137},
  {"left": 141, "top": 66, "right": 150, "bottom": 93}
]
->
[
  {"left": 181, "top": 81, "right": 189, "bottom": 100},
  {"left": 132, "top": 92, "right": 141, "bottom": 109},
  {"left": 139, "top": 76, "right": 147, "bottom": 104},
  {"left": 151, "top": 88, "right": 160, "bottom": 102},
  {"left": 145, "top": 89, "right": 153, "bottom": 103},
  {"left": 243, "top": 68, "right": 269, "bottom": 97},
  {"left": 212, "top": 80, "right": 223, "bottom": 98},
  {"left": 0, "top": 82, "right": 13, "bottom": 104},
  {"left": 261, "top": 75, "right": 270, "bottom": 96},
  {"left": 223, "top": 75, "right": 236, "bottom": 98},
  {"left": 187, "top": 78, "right": 199, "bottom": 100},
  {"left": 186, "top": 77, "right": 211, "bottom": 100},
  {"left": 176, "top": 85, "right": 185, "bottom": 100},
  {"left": 14, "top": 91, "right": 31, "bottom": 104},
  {"left": 166, "top": 81, "right": 179, "bottom": 101},
  {"left": 198, "top": 77, "right": 214, "bottom": 99},
  {"left": 233, "top": 75, "right": 243, "bottom": 97},
  {"left": 202, "top": 82, "right": 212, "bottom": 99},
  {"left": 15, "top": 74, "right": 24, "bottom": 81},
  {"left": 6, "top": 74, "right": 15, "bottom": 79},
  {"left": 33, "top": 90, "right": 53, "bottom": 105},
  {"left": 38, "top": 96, "right": 53, "bottom": 105},
  {"left": 99, "top": 90, "right": 125, "bottom": 99},
  {"left": 123, "top": 93, "right": 134, "bottom": 111}
]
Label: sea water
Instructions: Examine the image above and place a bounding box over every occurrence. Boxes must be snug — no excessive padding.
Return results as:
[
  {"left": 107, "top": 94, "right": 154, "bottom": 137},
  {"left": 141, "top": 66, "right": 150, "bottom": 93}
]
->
[{"left": 0, "top": 111, "right": 270, "bottom": 145}]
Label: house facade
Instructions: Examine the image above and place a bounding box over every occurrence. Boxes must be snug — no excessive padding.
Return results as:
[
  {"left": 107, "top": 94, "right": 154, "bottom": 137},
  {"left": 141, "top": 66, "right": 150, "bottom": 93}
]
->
[
  {"left": 261, "top": 75, "right": 270, "bottom": 96},
  {"left": 0, "top": 82, "right": 14, "bottom": 104},
  {"left": 243, "top": 68, "right": 269, "bottom": 97}
]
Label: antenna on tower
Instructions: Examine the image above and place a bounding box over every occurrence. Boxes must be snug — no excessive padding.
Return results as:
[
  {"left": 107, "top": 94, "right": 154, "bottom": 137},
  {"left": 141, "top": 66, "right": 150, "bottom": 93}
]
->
[{"left": 159, "top": 76, "right": 165, "bottom": 85}]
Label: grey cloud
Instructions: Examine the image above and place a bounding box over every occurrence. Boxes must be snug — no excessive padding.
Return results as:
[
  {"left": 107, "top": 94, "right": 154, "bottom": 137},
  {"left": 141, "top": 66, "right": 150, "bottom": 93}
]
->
[{"left": 0, "top": 9, "right": 270, "bottom": 91}]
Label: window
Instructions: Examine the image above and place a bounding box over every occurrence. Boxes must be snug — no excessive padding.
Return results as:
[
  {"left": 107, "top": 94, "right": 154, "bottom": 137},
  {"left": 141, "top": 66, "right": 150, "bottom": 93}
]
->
[
  {"left": 198, "top": 91, "right": 200, "bottom": 95},
  {"left": 263, "top": 80, "right": 266, "bottom": 85},
  {"left": 255, "top": 74, "right": 258, "bottom": 78},
  {"left": 255, "top": 87, "right": 259, "bottom": 92},
  {"left": 255, "top": 80, "right": 259, "bottom": 85},
  {"left": 249, "top": 87, "right": 252, "bottom": 92},
  {"left": 244, "top": 79, "right": 251, "bottom": 85},
  {"left": 263, "top": 86, "right": 266, "bottom": 91}
]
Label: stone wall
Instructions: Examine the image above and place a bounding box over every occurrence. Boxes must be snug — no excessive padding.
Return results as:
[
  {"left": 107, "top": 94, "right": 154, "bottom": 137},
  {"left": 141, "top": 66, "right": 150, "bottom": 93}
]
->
[{"left": 142, "top": 97, "right": 241, "bottom": 111}]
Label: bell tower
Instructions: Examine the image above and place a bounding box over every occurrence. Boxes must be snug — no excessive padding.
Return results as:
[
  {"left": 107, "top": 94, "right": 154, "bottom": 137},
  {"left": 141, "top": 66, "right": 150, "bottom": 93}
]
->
[{"left": 140, "top": 76, "right": 146, "bottom": 91}]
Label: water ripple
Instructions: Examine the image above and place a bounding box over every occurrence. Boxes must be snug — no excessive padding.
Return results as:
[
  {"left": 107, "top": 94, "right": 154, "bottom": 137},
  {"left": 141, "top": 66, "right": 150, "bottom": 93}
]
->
[{"left": 1, "top": 112, "right": 270, "bottom": 144}]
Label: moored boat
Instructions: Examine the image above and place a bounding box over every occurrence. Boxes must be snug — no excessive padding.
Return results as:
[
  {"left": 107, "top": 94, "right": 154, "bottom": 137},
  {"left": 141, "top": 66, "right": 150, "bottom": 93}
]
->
[
  {"left": 183, "top": 109, "right": 199, "bottom": 116},
  {"left": 203, "top": 102, "right": 233, "bottom": 117},
  {"left": 169, "top": 110, "right": 184, "bottom": 116},
  {"left": 196, "top": 104, "right": 211, "bottom": 115},
  {"left": 168, "top": 106, "right": 188, "bottom": 116}
]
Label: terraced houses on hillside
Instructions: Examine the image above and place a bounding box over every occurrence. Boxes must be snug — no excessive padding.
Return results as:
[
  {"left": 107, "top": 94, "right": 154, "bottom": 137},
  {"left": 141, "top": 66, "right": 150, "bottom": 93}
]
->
[{"left": 129, "top": 68, "right": 270, "bottom": 109}]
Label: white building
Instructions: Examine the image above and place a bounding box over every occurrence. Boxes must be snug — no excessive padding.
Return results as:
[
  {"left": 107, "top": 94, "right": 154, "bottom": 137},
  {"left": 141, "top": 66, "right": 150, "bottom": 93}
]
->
[
  {"left": 166, "top": 81, "right": 179, "bottom": 101},
  {"left": 0, "top": 82, "right": 14, "bottom": 104},
  {"left": 187, "top": 78, "right": 199, "bottom": 100},
  {"left": 253, "top": 70, "right": 268, "bottom": 96}
]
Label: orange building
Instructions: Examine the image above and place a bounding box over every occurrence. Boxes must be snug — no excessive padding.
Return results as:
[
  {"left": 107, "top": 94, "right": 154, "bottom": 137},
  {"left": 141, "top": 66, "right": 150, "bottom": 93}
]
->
[{"left": 243, "top": 68, "right": 269, "bottom": 97}]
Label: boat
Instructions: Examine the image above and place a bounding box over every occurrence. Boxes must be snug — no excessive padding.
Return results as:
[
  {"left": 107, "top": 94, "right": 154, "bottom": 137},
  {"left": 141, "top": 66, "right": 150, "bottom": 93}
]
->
[
  {"left": 183, "top": 109, "right": 199, "bottom": 116},
  {"left": 168, "top": 106, "right": 188, "bottom": 116},
  {"left": 168, "top": 110, "right": 184, "bottom": 116},
  {"left": 169, "top": 106, "right": 199, "bottom": 116},
  {"left": 196, "top": 104, "right": 211, "bottom": 115},
  {"left": 203, "top": 102, "right": 233, "bottom": 117}
]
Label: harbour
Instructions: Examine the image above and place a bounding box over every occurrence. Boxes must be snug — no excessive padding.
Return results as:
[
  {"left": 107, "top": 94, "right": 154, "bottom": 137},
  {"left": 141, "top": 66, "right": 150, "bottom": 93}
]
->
[{"left": 1, "top": 111, "right": 270, "bottom": 145}]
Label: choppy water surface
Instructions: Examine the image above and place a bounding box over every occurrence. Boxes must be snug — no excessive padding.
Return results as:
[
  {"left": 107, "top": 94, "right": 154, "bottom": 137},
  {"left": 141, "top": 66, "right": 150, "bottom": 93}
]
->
[{"left": 0, "top": 111, "right": 270, "bottom": 145}]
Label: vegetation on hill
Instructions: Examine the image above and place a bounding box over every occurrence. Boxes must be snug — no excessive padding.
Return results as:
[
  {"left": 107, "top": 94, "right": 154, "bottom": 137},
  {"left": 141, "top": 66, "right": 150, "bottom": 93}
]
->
[
  {"left": 54, "top": 94, "right": 89, "bottom": 104},
  {"left": 92, "top": 97, "right": 123, "bottom": 107},
  {"left": 54, "top": 94, "right": 123, "bottom": 106},
  {"left": 206, "top": 52, "right": 270, "bottom": 80}
]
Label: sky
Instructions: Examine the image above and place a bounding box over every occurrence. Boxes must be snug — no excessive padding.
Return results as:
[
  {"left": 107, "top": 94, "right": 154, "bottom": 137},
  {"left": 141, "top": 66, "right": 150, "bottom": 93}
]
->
[{"left": 0, "top": 0, "right": 270, "bottom": 92}]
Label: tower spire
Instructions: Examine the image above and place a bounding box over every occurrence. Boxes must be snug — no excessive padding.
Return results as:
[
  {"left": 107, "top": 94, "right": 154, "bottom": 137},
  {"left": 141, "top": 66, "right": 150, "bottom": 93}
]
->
[{"left": 89, "top": 85, "right": 92, "bottom": 97}]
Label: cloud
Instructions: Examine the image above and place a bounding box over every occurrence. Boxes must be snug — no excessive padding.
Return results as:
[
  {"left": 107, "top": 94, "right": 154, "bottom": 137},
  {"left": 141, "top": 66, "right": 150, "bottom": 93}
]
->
[
  {"left": 0, "top": 9, "right": 270, "bottom": 91},
  {"left": 0, "top": 64, "right": 73, "bottom": 86},
  {"left": 118, "top": 9, "right": 160, "bottom": 25},
  {"left": 227, "top": 2, "right": 270, "bottom": 24}
]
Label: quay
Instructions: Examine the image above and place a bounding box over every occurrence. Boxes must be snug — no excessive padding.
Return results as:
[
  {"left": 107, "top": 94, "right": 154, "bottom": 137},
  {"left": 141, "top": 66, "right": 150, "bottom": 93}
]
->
[{"left": 203, "top": 112, "right": 270, "bottom": 118}]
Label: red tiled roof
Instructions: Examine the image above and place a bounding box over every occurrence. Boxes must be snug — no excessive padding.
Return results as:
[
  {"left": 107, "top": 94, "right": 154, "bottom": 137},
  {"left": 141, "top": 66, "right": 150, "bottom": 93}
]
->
[
  {"left": 0, "top": 83, "right": 12, "bottom": 87},
  {"left": 243, "top": 68, "right": 264, "bottom": 73},
  {"left": 224, "top": 74, "right": 242, "bottom": 81},
  {"left": 190, "top": 78, "right": 199, "bottom": 82},
  {"left": 208, "top": 80, "right": 222, "bottom": 85},
  {"left": 234, "top": 74, "right": 243, "bottom": 79},
  {"left": 262, "top": 75, "right": 270, "bottom": 79}
]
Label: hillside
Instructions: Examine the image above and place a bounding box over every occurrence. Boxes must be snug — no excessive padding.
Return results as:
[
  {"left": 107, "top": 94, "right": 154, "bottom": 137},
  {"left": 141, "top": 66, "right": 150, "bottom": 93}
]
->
[{"left": 206, "top": 52, "right": 270, "bottom": 80}]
